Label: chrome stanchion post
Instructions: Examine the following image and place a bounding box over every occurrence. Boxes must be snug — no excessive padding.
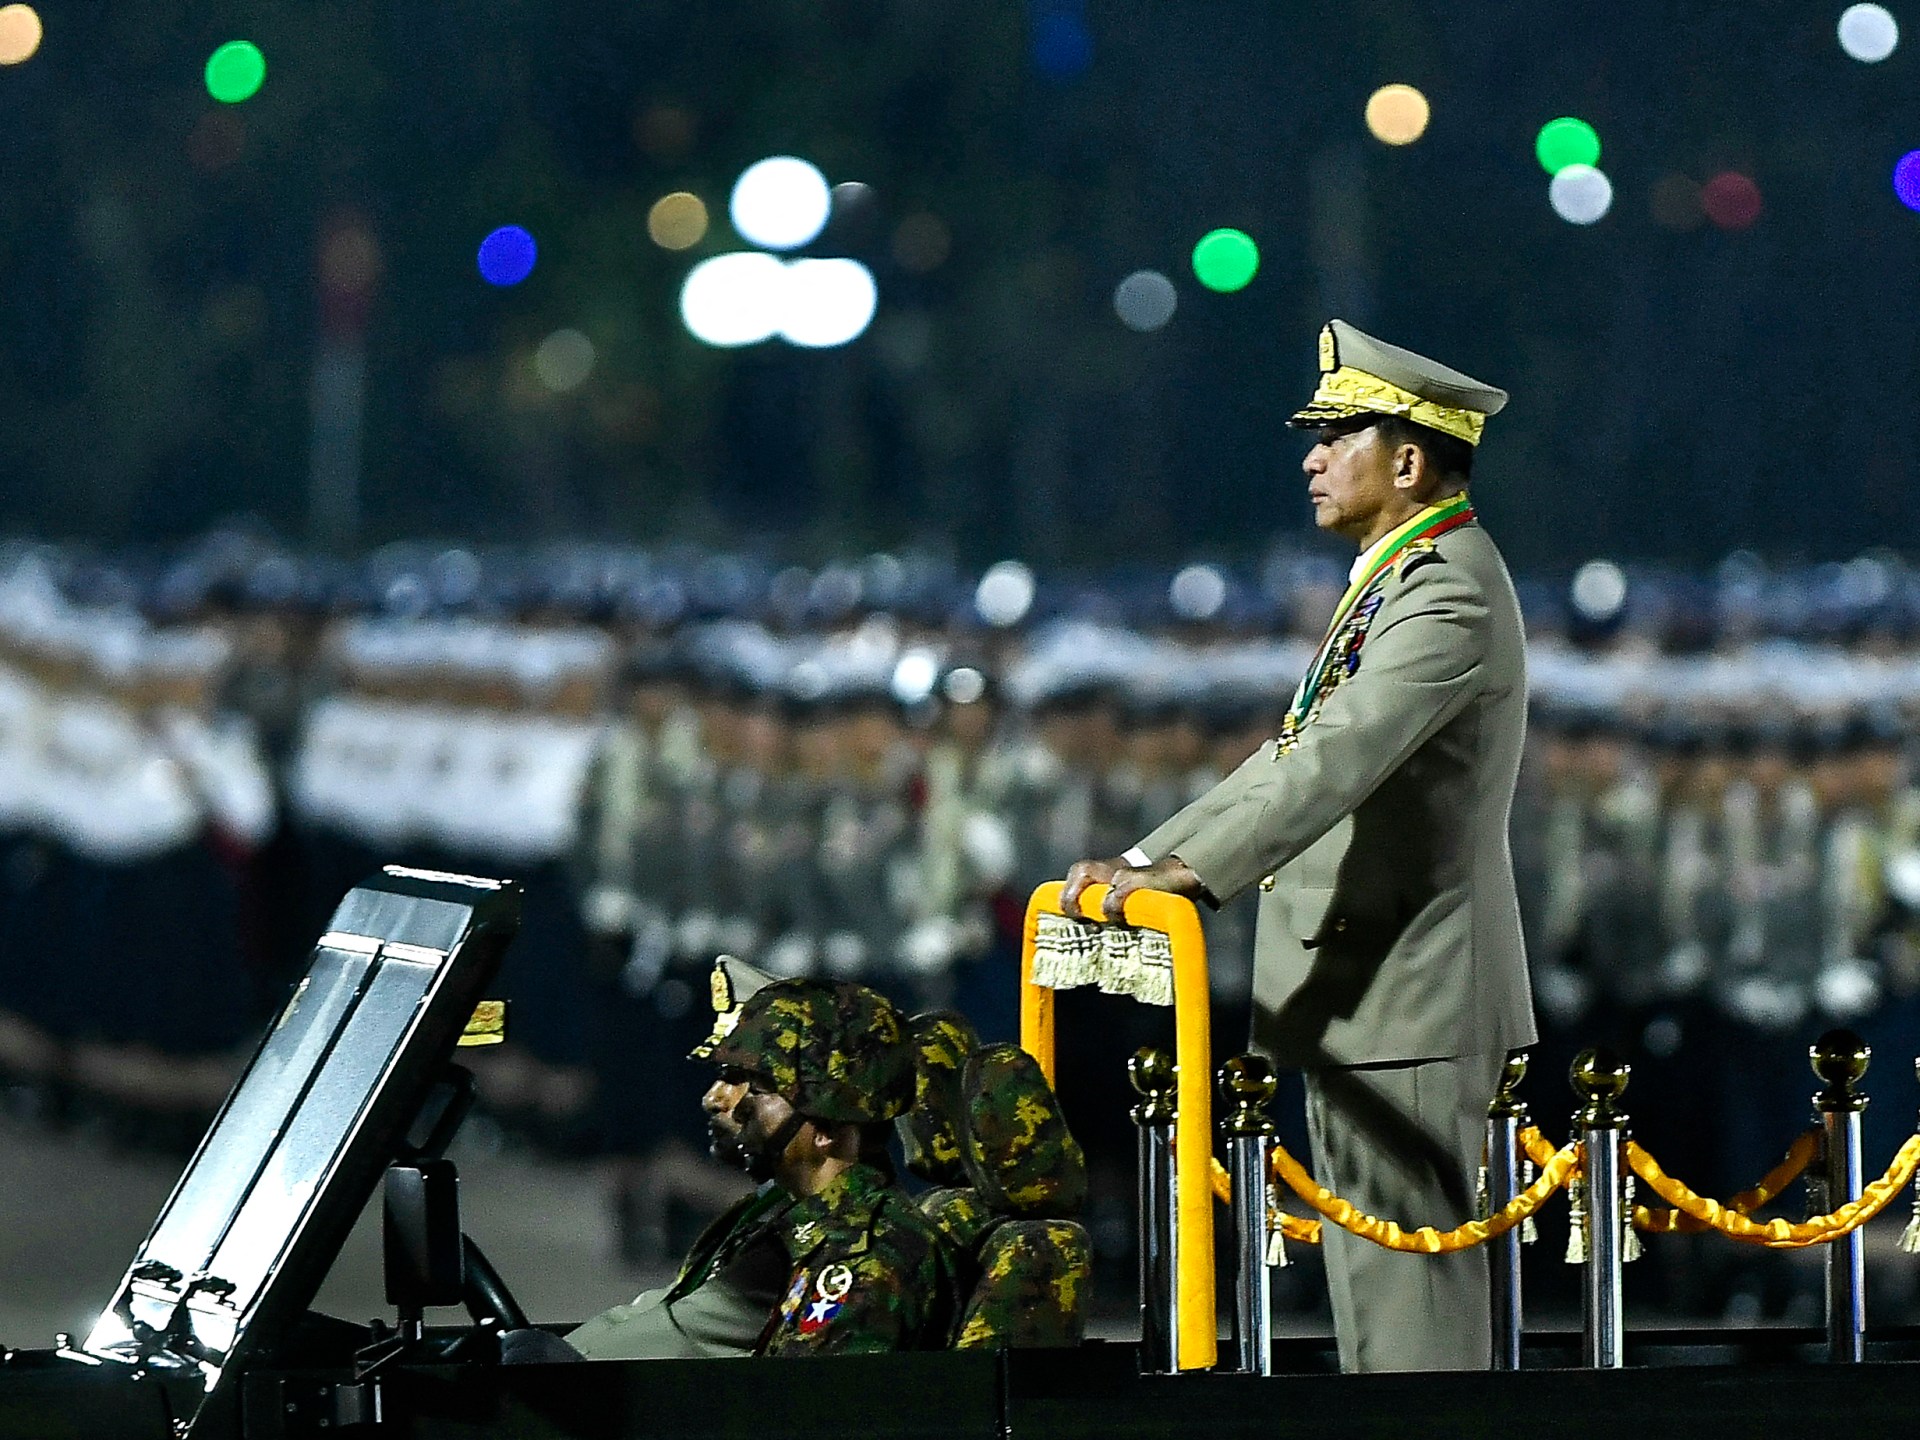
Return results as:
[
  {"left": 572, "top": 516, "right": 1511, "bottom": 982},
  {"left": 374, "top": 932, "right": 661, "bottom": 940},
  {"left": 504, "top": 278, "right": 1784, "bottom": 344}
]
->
[
  {"left": 1218, "top": 1054, "right": 1277, "bottom": 1376},
  {"left": 1812, "top": 1029, "right": 1869, "bottom": 1364},
  {"left": 1129, "top": 1047, "right": 1178, "bottom": 1374},
  {"left": 1571, "top": 1048, "right": 1630, "bottom": 1370},
  {"left": 1486, "top": 1050, "right": 1530, "bottom": 1372}
]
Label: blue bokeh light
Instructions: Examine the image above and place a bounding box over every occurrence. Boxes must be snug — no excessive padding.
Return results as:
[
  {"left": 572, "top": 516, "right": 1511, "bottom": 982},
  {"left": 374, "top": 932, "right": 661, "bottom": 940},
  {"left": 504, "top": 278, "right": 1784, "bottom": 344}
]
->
[
  {"left": 1031, "top": 11, "right": 1092, "bottom": 79},
  {"left": 1895, "top": 151, "right": 1920, "bottom": 214},
  {"left": 477, "top": 225, "right": 537, "bottom": 286}
]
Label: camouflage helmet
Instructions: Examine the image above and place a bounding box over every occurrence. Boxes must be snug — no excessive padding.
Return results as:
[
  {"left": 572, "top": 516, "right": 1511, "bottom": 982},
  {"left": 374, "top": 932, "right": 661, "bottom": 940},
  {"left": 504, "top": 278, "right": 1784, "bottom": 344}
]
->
[
  {"left": 896, "top": 1010, "right": 980, "bottom": 1185},
  {"left": 959, "top": 1043, "right": 1087, "bottom": 1218},
  {"left": 704, "top": 977, "right": 914, "bottom": 1125}
]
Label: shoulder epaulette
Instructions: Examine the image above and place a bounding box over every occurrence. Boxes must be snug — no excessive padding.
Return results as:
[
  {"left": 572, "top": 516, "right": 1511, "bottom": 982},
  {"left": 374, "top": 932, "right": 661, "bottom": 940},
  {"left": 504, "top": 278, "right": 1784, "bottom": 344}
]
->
[{"left": 1395, "top": 539, "right": 1445, "bottom": 581}]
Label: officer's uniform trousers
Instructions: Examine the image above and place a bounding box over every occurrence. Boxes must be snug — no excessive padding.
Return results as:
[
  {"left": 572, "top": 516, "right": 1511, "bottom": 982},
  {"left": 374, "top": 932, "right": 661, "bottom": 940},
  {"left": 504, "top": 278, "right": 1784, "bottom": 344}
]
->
[{"left": 1305, "top": 1050, "right": 1503, "bottom": 1372}]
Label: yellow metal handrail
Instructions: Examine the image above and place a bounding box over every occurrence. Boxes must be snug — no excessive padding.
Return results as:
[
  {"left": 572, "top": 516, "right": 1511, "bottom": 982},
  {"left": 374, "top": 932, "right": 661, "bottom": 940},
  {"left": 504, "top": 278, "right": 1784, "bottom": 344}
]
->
[{"left": 1020, "top": 880, "right": 1216, "bottom": 1371}]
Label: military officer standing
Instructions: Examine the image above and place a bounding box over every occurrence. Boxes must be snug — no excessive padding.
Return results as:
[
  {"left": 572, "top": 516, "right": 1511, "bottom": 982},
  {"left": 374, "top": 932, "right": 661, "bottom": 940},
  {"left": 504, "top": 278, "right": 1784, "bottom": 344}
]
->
[{"left": 1064, "top": 320, "right": 1534, "bottom": 1372}]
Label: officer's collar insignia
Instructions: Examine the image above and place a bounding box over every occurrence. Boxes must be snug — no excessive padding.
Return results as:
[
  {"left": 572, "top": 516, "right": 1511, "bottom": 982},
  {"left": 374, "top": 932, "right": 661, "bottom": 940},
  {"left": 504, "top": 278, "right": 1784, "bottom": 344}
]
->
[{"left": 1273, "top": 495, "right": 1474, "bottom": 755}]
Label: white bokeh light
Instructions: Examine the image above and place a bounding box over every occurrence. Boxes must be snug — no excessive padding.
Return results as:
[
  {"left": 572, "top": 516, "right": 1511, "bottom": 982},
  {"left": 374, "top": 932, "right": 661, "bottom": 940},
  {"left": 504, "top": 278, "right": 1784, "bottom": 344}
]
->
[
  {"left": 1169, "top": 564, "right": 1227, "bottom": 621},
  {"left": 975, "top": 561, "right": 1036, "bottom": 628},
  {"left": 730, "top": 156, "right": 833, "bottom": 251},
  {"left": 1549, "top": 164, "right": 1614, "bottom": 224},
  {"left": 1571, "top": 559, "right": 1628, "bottom": 621},
  {"left": 679, "top": 252, "right": 788, "bottom": 347},
  {"left": 779, "top": 258, "right": 878, "bottom": 348},
  {"left": 1113, "top": 269, "right": 1178, "bottom": 332},
  {"left": 1838, "top": 3, "right": 1899, "bottom": 60},
  {"left": 943, "top": 667, "right": 987, "bottom": 705},
  {"left": 891, "top": 649, "right": 940, "bottom": 704},
  {"left": 533, "top": 328, "right": 595, "bottom": 391}
]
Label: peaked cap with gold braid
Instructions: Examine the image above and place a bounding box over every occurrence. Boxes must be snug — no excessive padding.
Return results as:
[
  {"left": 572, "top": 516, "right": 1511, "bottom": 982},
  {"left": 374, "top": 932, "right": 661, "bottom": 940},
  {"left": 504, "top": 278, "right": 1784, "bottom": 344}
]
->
[
  {"left": 1287, "top": 319, "right": 1508, "bottom": 447},
  {"left": 686, "top": 955, "right": 778, "bottom": 1061}
]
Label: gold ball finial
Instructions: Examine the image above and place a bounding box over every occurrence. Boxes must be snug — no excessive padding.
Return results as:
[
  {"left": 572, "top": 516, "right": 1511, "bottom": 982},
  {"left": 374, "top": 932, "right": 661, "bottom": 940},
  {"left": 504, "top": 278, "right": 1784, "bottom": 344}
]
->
[
  {"left": 1570, "top": 1046, "right": 1631, "bottom": 1127},
  {"left": 1810, "top": 1029, "right": 1870, "bottom": 1087},
  {"left": 1218, "top": 1054, "right": 1278, "bottom": 1137},
  {"left": 1488, "top": 1048, "right": 1531, "bottom": 1120},
  {"left": 1128, "top": 1046, "right": 1175, "bottom": 1096},
  {"left": 1811, "top": 1029, "right": 1871, "bottom": 1113},
  {"left": 1128, "top": 1046, "right": 1176, "bottom": 1126}
]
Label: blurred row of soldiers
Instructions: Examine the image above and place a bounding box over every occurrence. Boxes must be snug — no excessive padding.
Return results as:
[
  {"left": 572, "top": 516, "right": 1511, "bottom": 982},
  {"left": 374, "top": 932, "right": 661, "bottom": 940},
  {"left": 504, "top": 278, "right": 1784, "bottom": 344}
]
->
[
  {"left": 573, "top": 621, "right": 1920, "bottom": 1025},
  {"left": 1519, "top": 700, "right": 1920, "bottom": 1037},
  {"left": 567, "top": 624, "right": 1298, "bottom": 1031},
  {"left": 569, "top": 618, "right": 1920, "bottom": 1211},
  {"left": 15, "top": 536, "right": 1920, "bottom": 1225}
]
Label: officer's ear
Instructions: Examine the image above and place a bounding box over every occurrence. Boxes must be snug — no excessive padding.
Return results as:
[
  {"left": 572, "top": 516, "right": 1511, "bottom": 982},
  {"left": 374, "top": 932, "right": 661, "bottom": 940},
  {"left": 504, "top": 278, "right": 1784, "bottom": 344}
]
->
[{"left": 1391, "top": 439, "right": 1427, "bottom": 494}]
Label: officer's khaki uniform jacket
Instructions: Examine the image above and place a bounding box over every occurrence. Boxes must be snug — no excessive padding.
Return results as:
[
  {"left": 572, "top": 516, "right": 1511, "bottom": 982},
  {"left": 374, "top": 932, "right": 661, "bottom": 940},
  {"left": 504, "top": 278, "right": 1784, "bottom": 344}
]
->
[{"left": 1137, "top": 518, "right": 1535, "bottom": 1067}]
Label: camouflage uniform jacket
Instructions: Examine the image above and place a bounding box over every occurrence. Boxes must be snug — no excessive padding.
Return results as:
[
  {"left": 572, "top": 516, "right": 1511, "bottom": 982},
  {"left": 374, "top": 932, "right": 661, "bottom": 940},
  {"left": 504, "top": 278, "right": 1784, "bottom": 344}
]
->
[{"left": 760, "top": 1162, "right": 956, "bottom": 1356}]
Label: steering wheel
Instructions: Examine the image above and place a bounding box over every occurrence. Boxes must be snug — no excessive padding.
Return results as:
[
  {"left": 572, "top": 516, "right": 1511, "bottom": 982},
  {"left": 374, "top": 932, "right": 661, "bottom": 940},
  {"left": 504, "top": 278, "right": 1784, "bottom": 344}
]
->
[{"left": 461, "top": 1235, "right": 529, "bottom": 1333}]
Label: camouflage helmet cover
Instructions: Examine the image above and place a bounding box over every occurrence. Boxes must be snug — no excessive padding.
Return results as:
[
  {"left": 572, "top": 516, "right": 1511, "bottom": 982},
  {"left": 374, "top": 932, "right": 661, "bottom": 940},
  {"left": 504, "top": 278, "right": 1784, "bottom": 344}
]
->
[
  {"left": 896, "top": 1009, "right": 980, "bottom": 1185},
  {"left": 704, "top": 977, "right": 914, "bottom": 1124},
  {"left": 960, "top": 1043, "right": 1088, "bottom": 1217}
]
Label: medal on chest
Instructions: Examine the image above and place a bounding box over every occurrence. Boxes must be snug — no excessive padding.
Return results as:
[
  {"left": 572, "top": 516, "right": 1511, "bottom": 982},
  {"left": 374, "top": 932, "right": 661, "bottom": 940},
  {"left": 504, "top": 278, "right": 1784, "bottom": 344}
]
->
[
  {"left": 1277, "top": 587, "right": 1387, "bottom": 757},
  {"left": 1272, "top": 498, "right": 1471, "bottom": 759}
]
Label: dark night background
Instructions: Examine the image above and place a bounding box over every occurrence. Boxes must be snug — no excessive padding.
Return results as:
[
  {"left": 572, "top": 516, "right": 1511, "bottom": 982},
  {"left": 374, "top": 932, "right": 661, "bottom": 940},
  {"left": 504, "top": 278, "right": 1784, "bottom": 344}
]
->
[{"left": 0, "top": 0, "right": 1916, "bottom": 567}]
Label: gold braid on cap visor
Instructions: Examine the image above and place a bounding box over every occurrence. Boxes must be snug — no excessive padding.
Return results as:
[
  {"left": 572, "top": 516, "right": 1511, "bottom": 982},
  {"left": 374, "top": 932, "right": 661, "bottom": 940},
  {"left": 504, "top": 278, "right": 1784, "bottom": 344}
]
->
[{"left": 1291, "top": 366, "right": 1487, "bottom": 446}]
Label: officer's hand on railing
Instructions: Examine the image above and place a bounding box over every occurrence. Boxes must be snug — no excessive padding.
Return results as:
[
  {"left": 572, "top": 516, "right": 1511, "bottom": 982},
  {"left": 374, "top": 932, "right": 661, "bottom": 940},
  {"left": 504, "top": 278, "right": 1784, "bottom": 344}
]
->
[
  {"left": 1100, "top": 857, "right": 1204, "bottom": 922},
  {"left": 1060, "top": 857, "right": 1121, "bottom": 916}
]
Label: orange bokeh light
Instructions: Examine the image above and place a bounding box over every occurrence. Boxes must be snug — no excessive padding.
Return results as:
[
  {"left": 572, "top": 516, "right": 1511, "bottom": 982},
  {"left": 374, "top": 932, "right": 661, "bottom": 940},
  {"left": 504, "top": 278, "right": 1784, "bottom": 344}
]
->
[
  {"left": 1365, "top": 84, "right": 1431, "bottom": 146},
  {"left": 0, "top": 4, "right": 44, "bottom": 65}
]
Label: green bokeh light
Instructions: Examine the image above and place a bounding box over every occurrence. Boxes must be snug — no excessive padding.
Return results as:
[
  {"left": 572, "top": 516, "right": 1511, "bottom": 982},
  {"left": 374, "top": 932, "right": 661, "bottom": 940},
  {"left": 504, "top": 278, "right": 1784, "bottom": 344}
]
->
[
  {"left": 1535, "top": 117, "right": 1600, "bottom": 175},
  {"left": 1191, "top": 228, "right": 1259, "bottom": 293},
  {"left": 205, "top": 40, "right": 266, "bottom": 104}
]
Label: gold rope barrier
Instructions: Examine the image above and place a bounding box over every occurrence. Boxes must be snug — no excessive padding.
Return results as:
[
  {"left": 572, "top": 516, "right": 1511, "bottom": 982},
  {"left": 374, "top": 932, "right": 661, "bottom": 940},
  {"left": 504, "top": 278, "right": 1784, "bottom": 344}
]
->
[
  {"left": 1626, "top": 1135, "right": 1920, "bottom": 1248},
  {"left": 1521, "top": 1122, "right": 1913, "bottom": 1247},
  {"left": 1271, "top": 1134, "right": 1580, "bottom": 1253},
  {"left": 1632, "top": 1131, "right": 1819, "bottom": 1235},
  {"left": 1208, "top": 1129, "right": 1579, "bottom": 1254},
  {"left": 1201, "top": 1103, "right": 1912, "bottom": 1256},
  {"left": 1208, "top": 1159, "right": 1322, "bottom": 1244}
]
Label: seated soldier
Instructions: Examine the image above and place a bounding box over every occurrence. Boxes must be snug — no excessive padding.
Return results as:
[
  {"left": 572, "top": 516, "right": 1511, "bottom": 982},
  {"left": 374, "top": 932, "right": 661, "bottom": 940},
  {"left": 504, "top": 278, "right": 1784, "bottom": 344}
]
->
[
  {"left": 899, "top": 1013, "right": 1092, "bottom": 1349},
  {"left": 516, "top": 967, "right": 955, "bottom": 1360}
]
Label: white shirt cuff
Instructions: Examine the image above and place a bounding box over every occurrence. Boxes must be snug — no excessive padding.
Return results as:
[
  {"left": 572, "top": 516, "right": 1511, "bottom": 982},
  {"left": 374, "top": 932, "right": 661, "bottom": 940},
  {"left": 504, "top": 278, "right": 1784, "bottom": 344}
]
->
[{"left": 1122, "top": 846, "right": 1151, "bottom": 868}]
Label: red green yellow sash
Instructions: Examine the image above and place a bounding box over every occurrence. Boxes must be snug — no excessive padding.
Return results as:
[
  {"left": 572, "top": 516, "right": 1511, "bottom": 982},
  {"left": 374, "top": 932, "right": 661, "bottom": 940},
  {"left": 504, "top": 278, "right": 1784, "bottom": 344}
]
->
[{"left": 1284, "top": 494, "right": 1475, "bottom": 728}]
